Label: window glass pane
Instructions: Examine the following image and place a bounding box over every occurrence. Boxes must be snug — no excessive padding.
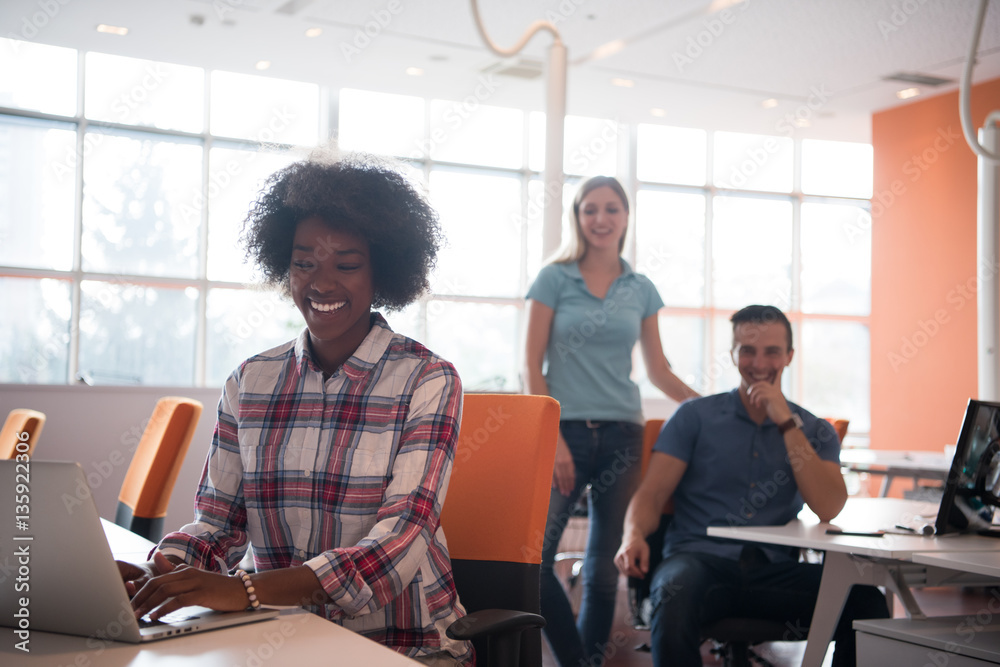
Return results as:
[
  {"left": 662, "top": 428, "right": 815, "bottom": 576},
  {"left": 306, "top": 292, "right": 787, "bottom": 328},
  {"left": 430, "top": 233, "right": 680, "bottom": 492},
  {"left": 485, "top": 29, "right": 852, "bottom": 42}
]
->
[
  {"left": 384, "top": 302, "right": 423, "bottom": 343},
  {"left": 85, "top": 52, "right": 204, "bottom": 133},
  {"left": 82, "top": 133, "right": 202, "bottom": 278},
  {"left": 428, "top": 100, "right": 522, "bottom": 168},
  {"left": 563, "top": 116, "right": 619, "bottom": 177},
  {"left": 0, "top": 277, "right": 71, "bottom": 383},
  {"left": 710, "top": 315, "right": 743, "bottom": 396},
  {"left": 712, "top": 196, "right": 792, "bottom": 309},
  {"left": 205, "top": 288, "right": 304, "bottom": 385},
  {"left": 425, "top": 301, "right": 518, "bottom": 391},
  {"left": 801, "top": 202, "right": 871, "bottom": 315},
  {"left": 207, "top": 147, "right": 296, "bottom": 282},
  {"left": 0, "top": 117, "right": 76, "bottom": 270},
  {"left": 713, "top": 131, "right": 793, "bottom": 192},
  {"left": 210, "top": 71, "right": 319, "bottom": 146},
  {"left": 636, "top": 314, "right": 704, "bottom": 398},
  {"left": 78, "top": 281, "right": 197, "bottom": 385},
  {"left": 802, "top": 140, "right": 873, "bottom": 198},
  {"left": 339, "top": 88, "right": 424, "bottom": 158},
  {"left": 528, "top": 113, "right": 620, "bottom": 177},
  {"left": 0, "top": 38, "right": 77, "bottom": 116},
  {"left": 636, "top": 124, "right": 707, "bottom": 186},
  {"left": 429, "top": 170, "right": 521, "bottom": 297},
  {"left": 802, "top": 320, "right": 870, "bottom": 432},
  {"left": 635, "top": 190, "right": 705, "bottom": 307}
]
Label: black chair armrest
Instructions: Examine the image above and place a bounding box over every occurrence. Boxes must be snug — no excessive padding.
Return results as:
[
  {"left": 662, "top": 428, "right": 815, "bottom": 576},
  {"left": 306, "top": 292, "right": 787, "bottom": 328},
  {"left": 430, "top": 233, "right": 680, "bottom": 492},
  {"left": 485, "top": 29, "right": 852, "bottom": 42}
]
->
[
  {"left": 447, "top": 608, "right": 545, "bottom": 640},
  {"left": 447, "top": 609, "right": 545, "bottom": 667}
]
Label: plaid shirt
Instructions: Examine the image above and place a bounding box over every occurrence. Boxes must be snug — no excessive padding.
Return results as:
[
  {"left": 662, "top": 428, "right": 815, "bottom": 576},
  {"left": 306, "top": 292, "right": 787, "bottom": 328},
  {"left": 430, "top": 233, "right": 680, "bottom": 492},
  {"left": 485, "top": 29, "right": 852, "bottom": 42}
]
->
[{"left": 159, "top": 314, "right": 472, "bottom": 664}]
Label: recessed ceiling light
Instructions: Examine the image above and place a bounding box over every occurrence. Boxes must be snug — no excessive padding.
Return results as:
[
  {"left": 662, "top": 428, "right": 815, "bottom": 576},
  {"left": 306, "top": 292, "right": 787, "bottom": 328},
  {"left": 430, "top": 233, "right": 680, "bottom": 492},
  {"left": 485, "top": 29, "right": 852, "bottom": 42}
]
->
[
  {"left": 761, "top": 98, "right": 778, "bottom": 109},
  {"left": 611, "top": 78, "right": 634, "bottom": 88},
  {"left": 255, "top": 60, "right": 271, "bottom": 71},
  {"left": 96, "top": 24, "right": 128, "bottom": 36},
  {"left": 708, "top": 0, "right": 744, "bottom": 10},
  {"left": 650, "top": 108, "right": 667, "bottom": 117},
  {"left": 406, "top": 67, "right": 424, "bottom": 76},
  {"left": 896, "top": 87, "right": 921, "bottom": 100},
  {"left": 794, "top": 118, "right": 810, "bottom": 128},
  {"left": 591, "top": 40, "right": 625, "bottom": 60},
  {"left": 305, "top": 27, "right": 323, "bottom": 38}
]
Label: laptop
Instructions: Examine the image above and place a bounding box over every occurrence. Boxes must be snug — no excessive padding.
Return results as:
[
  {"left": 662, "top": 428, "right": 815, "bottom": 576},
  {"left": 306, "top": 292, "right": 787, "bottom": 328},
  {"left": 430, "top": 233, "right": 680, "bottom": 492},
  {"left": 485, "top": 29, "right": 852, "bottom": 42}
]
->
[{"left": 0, "top": 460, "right": 279, "bottom": 642}]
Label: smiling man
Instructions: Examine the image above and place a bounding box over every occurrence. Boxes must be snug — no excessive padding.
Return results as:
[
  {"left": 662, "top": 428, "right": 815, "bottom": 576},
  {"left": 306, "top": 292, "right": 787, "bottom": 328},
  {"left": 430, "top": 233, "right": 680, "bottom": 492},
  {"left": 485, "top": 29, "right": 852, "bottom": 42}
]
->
[{"left": 615, "top": 305, "right": 888, "bottom": 667}]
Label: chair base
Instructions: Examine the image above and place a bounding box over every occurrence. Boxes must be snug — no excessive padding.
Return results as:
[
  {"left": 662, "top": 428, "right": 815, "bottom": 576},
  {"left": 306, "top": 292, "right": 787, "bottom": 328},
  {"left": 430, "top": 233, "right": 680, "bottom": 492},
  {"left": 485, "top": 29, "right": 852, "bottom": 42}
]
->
[
  {"left": 705, "top": 617, "right": 789, "bottom": 667},
  {"left": 632, "top": 617, "right": 789, "bottom": 667},
  {"left": 710, "top": 639, "right": 778, "bottom": 667}
]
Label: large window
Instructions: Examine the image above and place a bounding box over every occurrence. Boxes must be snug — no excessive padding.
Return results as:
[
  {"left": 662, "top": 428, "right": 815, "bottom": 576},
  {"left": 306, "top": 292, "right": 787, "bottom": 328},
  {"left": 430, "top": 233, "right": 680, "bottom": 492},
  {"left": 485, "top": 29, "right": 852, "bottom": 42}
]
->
[
  {"left": 631, "top": 130, "right": 873, "bottom": 432},
  {"left": 0, "top": 39, "right": 311, "bottom": 387},
  {"left": 0, "top": 39, "right": 873, "bottom": 437}
]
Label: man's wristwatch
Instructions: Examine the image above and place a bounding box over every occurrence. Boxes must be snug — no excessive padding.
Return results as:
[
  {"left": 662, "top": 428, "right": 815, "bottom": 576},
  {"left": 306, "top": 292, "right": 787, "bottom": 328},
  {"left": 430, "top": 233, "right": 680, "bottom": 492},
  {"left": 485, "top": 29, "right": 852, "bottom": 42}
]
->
[{"left": 777, "top": 413, "right": 804, "bottom": 435}]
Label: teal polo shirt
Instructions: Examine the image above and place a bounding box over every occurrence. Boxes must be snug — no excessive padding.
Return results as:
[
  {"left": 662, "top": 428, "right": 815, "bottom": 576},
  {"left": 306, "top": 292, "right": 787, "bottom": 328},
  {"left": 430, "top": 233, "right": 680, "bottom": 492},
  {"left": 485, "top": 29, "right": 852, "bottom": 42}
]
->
[{"left": 526, "top": 260, "right": 664, "bottom": 424}]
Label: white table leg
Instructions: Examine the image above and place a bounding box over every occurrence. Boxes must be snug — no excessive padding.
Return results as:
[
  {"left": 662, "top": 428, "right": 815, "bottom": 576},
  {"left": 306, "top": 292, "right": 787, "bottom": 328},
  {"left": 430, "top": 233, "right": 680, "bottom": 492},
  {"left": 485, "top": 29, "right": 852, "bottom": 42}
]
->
[
  {"left": 802, "top": 551, "right": 856, "bottom": 667},
  {"left": 802, "top": 552, "right": 928, "bottom": 667}
]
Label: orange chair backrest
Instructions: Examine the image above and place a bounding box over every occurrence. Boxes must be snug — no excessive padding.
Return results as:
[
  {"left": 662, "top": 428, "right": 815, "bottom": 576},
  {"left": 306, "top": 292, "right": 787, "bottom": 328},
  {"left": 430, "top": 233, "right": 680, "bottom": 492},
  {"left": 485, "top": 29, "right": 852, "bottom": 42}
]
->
[
  {"left": 641, "top": 418, "right": 674, "bottom": 515},
  {"left": 1, "top": 409, "right": 46, "bottom": 459},
  {"left": 118, "top": 397, "right": 203, "bottom": 519},
  {"left": 824, "top": 418, "right": 849, "bottom": 443},
  {"left": 440, "top": 393, "right": 559, "bottom": 565}
]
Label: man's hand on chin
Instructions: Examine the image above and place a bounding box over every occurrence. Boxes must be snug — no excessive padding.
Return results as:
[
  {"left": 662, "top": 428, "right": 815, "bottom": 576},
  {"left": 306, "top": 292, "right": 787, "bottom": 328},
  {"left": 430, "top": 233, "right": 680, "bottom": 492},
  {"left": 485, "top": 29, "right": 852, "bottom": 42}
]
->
[{"left": 745, "top": 379, "right": 791, "bottom": 423}]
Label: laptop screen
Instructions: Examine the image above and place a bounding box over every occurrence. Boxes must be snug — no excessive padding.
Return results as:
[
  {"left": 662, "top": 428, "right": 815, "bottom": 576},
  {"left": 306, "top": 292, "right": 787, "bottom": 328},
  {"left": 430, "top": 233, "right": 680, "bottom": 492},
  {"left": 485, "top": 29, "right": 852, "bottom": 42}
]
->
[{"left": 935, "top": 399, "right": 1000, "bottom": 535}]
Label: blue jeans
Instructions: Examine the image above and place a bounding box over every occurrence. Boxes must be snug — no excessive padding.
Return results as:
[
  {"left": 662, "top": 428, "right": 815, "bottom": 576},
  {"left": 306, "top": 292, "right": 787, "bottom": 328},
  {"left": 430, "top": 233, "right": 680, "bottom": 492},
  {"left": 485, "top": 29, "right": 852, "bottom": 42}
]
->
[
  {"left": 647, "top": 547, "right": 890, "bottom": 667},
  {"left": 540, "top": 420, "right": 643, "bottom": 667}
]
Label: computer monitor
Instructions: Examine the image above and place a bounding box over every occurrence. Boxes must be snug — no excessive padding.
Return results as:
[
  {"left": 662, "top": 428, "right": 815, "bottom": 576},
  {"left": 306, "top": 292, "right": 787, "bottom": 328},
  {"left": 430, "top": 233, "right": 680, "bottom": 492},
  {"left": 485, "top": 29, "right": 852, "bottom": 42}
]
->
[{"left": 935, "top": 399, "right": 1000, "bottom": 536}]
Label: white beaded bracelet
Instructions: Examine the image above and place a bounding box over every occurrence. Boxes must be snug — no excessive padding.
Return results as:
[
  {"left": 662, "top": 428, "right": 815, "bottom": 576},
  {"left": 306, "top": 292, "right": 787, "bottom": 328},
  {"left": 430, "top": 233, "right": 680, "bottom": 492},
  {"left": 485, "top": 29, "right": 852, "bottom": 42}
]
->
[{"left": 234, "top": 569, "right": 260, "bottom": 611}]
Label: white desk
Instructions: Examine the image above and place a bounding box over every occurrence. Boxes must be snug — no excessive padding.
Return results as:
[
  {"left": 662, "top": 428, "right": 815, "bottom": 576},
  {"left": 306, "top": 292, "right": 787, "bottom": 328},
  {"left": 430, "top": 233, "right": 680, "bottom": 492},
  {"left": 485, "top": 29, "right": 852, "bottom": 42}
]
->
[
  {"left": 102, "top": 517, "right": 158, "bottom": 561},
  {"left": 1, "top": 607, "right": 420, "bottom": 666},
  {"left": 708, "top": 498, "right": 1000, "bottom": 667},
  {"left": 839, "top": 449, "right": 951, "bottom": 497},
  {"left": 0, "top": 520, "right": 419, "bottom": 666},
  {"left": 913, "top": 549, "right": 1000, "bottom": 578}
]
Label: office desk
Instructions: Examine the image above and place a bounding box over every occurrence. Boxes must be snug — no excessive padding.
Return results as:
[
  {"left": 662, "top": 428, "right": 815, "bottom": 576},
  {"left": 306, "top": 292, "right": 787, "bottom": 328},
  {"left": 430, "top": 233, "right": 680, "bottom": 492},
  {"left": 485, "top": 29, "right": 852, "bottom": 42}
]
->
[
  {"left": 0, "top": 520, "right": 418, "bottom": 666},
  {"left": 839, "top": 449, "right": 951, "bottom": 497},
  {"left": 1, "top": 607, "right": 419, "bottom": 666},
  {"left": 707, "top": 498, "right": 1000, "bottom": 667},
  {"left": 103, "top": 517, "right": 157, "bottom": 561},
  {"left": 913, "top": 549, "right": 1000, "bottom": 578}
]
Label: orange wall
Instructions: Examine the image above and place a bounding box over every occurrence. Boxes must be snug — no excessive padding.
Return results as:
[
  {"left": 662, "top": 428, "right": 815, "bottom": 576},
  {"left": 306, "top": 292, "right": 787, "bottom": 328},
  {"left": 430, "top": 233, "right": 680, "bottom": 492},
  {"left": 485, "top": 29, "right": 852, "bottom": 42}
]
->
[{"left": 871, "top": 77, "right": 1000, "bottom": 456}]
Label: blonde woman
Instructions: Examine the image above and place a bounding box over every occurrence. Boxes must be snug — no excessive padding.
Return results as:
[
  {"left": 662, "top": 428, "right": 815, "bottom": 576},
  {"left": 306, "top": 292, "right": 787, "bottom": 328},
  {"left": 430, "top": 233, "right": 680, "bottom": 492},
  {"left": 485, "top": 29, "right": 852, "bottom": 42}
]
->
[{"left": 523, "top": 175, "right": 698, "bottom": 666}]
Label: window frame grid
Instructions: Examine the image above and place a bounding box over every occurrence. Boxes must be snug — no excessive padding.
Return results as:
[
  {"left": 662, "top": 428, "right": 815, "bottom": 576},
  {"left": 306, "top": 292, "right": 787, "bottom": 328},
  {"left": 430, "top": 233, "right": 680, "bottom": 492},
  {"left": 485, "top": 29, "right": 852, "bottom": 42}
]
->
[{"left": 0, "top": 43, "right": 872, "bottom": 440}]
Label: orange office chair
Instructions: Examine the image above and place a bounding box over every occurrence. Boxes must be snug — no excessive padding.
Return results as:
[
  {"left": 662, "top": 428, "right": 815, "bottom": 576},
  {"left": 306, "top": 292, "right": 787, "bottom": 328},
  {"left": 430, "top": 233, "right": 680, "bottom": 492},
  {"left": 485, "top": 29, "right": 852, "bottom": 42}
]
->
[
  {"left": 825, "top": 417, "right": 850, "bottom": 443},
  {"left": 441, "top": 393, "right": 560, "bottom": 667},
  {"left": 115, "top": 396, "right": 203, "bottom": 541},
  {"left": 1, "top": 408, "right": 46, "bottom": 459}
]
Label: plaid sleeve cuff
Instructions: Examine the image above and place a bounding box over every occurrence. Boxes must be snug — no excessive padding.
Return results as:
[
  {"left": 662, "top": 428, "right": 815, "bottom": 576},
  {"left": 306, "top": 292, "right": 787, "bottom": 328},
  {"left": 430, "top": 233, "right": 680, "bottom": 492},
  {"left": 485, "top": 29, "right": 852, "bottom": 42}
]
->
[
  {"left": 156, "top": 530, "right": 230, "bottom": 573},
  {"left": 304, "top": 550, "right": 374, "bottom": 616}
]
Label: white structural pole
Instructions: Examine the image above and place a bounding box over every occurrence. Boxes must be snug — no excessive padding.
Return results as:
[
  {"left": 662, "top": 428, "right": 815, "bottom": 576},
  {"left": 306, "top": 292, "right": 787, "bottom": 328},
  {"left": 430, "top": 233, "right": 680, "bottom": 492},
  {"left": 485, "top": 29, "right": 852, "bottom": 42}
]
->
[
  {"left": 978, "top": 113, "right": 1000, "bottom": 402},
  {"left": 543, "top": 41, "right": 567, "bottom": 260},
  {"left": 468, "top": 1, "right": 566, "bottom": 257}
]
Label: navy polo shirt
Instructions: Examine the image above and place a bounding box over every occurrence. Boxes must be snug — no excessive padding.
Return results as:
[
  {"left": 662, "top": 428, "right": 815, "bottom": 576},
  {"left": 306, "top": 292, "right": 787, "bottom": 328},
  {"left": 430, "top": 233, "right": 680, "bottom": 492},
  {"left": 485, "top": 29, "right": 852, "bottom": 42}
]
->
[{"left": 654, "top": 389, "right": 841, "bottom": 562}]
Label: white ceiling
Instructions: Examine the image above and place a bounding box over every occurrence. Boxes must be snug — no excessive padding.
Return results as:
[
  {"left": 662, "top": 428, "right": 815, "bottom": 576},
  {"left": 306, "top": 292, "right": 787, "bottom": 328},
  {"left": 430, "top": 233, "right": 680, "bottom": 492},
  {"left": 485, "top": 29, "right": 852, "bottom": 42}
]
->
[{"left": 3, "top": 0, "right": 1000, "bottom": 143}]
